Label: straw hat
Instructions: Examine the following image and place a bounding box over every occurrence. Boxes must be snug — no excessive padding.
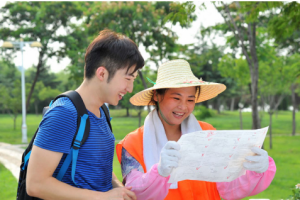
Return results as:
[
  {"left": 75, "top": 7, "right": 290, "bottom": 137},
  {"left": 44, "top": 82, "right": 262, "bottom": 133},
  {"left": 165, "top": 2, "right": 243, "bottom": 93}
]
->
[{"left": 130, "top": 59, "right": 226, "bottom": 106}]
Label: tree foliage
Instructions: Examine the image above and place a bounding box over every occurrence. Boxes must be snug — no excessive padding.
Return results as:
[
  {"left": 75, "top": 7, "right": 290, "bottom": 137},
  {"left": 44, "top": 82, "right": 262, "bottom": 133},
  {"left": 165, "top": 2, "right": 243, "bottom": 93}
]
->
[
  {"left": 0, "top": 61, "right": 22, "bottom": 129},
  {"left": 268, "top": 2, "right": 300, "bottom": 54},
  {"left": 0, "top": 1, "right": 84, "bottom": 110}
]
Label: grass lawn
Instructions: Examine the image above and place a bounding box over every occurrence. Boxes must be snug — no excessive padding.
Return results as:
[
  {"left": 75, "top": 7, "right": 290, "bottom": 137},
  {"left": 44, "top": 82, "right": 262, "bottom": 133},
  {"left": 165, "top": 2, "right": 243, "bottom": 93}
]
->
[
  {"left": 205, "top": 110, "right": 300, "bottom": 135},
  {"left": 244, "top": 135, "right": 300, "bottom": 200},
  {"left": 0, "top": 163, "right": 17, "bottom": 200},
  {"left": 0, "top": 109, "right": 299, "bottom": 199}
]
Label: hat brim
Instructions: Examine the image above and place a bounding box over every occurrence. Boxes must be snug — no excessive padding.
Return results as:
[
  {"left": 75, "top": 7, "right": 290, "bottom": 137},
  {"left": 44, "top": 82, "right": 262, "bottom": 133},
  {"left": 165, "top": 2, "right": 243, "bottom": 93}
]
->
[{"left": 130, "top": 82, "right": 226, "bottom": 106}]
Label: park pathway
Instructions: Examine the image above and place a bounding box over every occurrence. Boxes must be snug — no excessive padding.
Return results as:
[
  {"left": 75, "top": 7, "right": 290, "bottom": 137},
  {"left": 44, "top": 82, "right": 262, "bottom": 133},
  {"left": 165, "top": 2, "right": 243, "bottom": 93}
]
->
[{"left": 0, "top": 142, "right": 25, "bottom": 179}]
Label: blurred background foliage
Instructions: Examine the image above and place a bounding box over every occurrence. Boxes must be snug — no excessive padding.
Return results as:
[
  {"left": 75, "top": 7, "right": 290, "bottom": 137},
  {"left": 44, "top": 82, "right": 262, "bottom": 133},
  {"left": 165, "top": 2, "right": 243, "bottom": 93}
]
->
[
  {"left": 0, "top": 2, "right": 300, "bottom": 199},
  {"left": 0, "top": 1, "right": 299, "bottom": 135}
]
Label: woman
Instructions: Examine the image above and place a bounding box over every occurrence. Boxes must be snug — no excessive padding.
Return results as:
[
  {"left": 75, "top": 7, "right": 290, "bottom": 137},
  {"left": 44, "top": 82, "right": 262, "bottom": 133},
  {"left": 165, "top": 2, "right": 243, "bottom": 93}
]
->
[{"left": 116, "top": 59, "right": 276, "bottom": 200}]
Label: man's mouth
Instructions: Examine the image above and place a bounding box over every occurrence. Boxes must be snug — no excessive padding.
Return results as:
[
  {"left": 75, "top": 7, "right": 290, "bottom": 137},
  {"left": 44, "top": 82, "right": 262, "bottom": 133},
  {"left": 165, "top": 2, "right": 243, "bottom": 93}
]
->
[{"left": 119, "top": 93, "right": 125, "bottom": 100}]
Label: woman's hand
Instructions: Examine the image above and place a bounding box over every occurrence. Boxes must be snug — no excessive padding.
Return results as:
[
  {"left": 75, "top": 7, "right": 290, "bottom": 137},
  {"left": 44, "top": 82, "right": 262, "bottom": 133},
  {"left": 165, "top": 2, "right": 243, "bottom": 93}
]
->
[
  {"left": 243, "top": 147, "right": 269, "bottom": 173},
  {"left": 157, "top": 141, "right": 181, "bottom": 177}
]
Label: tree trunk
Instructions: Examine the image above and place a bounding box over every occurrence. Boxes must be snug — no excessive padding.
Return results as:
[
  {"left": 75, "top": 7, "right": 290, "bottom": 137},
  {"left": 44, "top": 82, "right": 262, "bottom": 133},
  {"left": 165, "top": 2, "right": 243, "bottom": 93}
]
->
[
  {"left": 26, "top": 51, "right": 44, "bottom": 111},
  {"left": 5, "top": 105, "right": 13, "bottom": 118},
  {"left": 138, "top": 71, "right": 151, "bottom": 113},
  {"left": 126, "top": 107, "right": 130, "bottom": 117},
  {"left": 35, "top": 102, "right": 38, "bottom": 116},
  {"left": 138, "top": 110, "right": 142, "bottom": 127},
  {"left": 13, "top": 115, "right": 17, "bottom": 130},
  {"left": 239, "top": 108, "right": 243, "bottom": 130},
  {"left": 259, "top": 95, "right": 265, "bottom": 125},
  {"left": 219, "top": 3, "right": 260, "bottom": 129},
  {"left": 216, "top": 98, "right": 221, "bottom": 114},
  {"left": 230, "top": 97, "right": 235, "bottom": 111},
  {"left": 250, "top": 74, "right": 260, "bottom": 129},
  {"left": 291, "top": 84, "right": 297, "bottom": 136},
  {"left": 249, "top": 23, "right": 260, "bottom": 130},
  {"left": 268, "top": 111, "right": 273, "bottom": 149}
]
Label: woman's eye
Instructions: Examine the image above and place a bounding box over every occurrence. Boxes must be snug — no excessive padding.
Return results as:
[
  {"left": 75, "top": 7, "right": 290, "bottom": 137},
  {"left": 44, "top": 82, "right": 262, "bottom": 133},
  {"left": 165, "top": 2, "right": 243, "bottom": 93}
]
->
[
  {"left": 174, "top": 98, "right": 180, "bottom": 100},
  {"left": 188, "top": 100, "right": 195, "bottom": 102}
]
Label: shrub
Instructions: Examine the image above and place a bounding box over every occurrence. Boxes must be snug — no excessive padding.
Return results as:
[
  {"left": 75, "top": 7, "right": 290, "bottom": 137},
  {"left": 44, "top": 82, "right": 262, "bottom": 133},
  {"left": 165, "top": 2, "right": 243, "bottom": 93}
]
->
[
  {"left": 194, "top": 105, "right": 212, "bottom": 120},
  {"left": 287, "top": 184, "right": 300, "bottom": 200}
]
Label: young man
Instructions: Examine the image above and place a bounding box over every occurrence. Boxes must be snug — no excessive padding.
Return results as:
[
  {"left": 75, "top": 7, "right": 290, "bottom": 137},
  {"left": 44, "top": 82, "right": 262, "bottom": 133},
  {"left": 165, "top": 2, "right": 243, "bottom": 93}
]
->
[{"left": 26, "top": 30, "right": 144, "bottom": 200}]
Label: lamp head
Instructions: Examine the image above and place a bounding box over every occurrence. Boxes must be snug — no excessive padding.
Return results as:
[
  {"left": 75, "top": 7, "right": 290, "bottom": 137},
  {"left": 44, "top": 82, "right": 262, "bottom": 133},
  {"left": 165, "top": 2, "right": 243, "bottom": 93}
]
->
[
  {"left": 2, "top": 41, "right": 14, "bottom": 48},
  {"left": 30, "top": 41, "right": 42, "bottom": 48}
]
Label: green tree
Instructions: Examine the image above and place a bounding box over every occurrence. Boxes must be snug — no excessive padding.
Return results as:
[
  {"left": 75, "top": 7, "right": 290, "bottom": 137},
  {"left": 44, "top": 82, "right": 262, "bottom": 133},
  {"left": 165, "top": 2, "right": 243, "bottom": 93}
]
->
[
  {"left": 267, "top": 1, "right": 300, "bottom": 135},
  {"left": 134, "top": 66, "right": 155, "bottom": 127},
  {"left": 1, "top": 79, "right": 22, "bottom": 129},
  {"left": 38, "top": 87, "right": 61, "bottom": 102},
  {"left": 203, "top": 2, "right": 281, "bottom": 129},
  {"left": 258, "top": 48, "right": 289, "bottom": 149},
  {"left": 0, "top": 59, "right": 22, "bottom": 129},
  {"left": 27, "top": 81, "right": 45, "bottom": 115},
  {"left": 0, "top": 1, "right": 84, "bottom": 111},
  {"left": 53, "top": 1, "right": 198, "bottom": 115},
  {"left": 218, "top": 54, "right": 250, "bottom": 129},
  {"left": 25, "top": 66, "right": 70, "bottom": 114},
  {"left": 55, "top": 71, "right": 77, "bottom": 92},
  {"left": 268, "top": 2, "right": 300, "bottom": 55},
  {"left": 282, "top": 54, "right": 300, "bottom": 136},
  {"left": 184, "top": 40, "right": 232, "bottom": 113},
  {"left": 60, "top": 1, "right": 196, "bottom": 93}
]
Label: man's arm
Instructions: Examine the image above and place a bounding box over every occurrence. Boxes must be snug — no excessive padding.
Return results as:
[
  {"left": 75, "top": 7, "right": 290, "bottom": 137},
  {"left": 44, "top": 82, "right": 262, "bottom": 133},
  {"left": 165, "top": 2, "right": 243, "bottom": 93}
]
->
[
  {"left": 111, "top": 171, "right": 136, "bottom": 200},
  {"left": 27, "top": 145, "right": 131, "bottom": 200},
  {"left": 27, "top": 145, "right": 103, "bottom": 200},
  {"left": 112, "top": 172, "right": 123, "bottom": 188}
]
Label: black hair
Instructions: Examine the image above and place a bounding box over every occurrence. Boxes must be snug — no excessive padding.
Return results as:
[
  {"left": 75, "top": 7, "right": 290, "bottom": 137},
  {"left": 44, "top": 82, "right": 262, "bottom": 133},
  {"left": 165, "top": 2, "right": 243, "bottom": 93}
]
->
[
  {"left": 84, "top": 29, "right": 144, "bottom": 82},
  {"left": 148, "top": 86, "right": 201, "bottom": 109}
]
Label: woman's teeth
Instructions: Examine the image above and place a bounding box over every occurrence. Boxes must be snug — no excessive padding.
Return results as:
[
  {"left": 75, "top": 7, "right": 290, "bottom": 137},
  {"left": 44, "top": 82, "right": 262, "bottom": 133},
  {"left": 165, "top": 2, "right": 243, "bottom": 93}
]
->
[{"left": 173, "top": 112, "right": 184, "bottom": 116}]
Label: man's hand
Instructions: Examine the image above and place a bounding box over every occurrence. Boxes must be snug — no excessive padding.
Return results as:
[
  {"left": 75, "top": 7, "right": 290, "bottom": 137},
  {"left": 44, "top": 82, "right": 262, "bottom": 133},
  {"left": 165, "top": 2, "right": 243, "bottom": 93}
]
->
[{"left": 104, "top": 187, "right": 136, "bottom": 200}]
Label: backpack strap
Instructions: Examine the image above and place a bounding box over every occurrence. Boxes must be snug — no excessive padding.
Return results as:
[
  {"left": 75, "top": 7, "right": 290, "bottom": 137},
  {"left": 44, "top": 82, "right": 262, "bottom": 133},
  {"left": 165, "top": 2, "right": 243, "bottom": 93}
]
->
[
  {"left": 55, "top": 91, "right": 89, "bottom": 184},
  {"left": 18, "top": 90, "right": 113, "bottom": 198},
  {"left": 54, "top": 91, "right": 91, "bottom": 145},
  {"left": 101, "top": 103, "right": 112, "bottom": 132},
  {"left": 55, "top": 91, "right": 112, "bottom": 185}
]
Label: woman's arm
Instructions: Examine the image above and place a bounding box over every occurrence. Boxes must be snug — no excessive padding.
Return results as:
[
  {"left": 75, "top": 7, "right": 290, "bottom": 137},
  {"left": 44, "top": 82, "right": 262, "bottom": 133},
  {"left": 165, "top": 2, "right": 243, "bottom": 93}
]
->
[
  {"left": 217, "top": 156, "right": 276, "bottom": 200},
  {"left": 121, "top": 148, "right": 171, "bottom": 200}
]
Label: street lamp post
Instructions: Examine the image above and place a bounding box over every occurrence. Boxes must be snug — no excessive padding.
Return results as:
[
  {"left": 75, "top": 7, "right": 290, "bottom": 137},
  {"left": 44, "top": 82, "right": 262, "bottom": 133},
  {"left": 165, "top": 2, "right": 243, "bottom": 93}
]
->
[{"left": 2, "top": 38, "right": 42, "bottom": 143}]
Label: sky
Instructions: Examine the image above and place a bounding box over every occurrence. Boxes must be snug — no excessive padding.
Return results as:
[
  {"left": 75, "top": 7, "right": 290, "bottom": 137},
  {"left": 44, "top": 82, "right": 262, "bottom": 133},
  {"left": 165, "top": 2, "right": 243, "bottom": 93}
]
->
[{"left": 0, "top": 1, "right": 225, "bottom": 73}]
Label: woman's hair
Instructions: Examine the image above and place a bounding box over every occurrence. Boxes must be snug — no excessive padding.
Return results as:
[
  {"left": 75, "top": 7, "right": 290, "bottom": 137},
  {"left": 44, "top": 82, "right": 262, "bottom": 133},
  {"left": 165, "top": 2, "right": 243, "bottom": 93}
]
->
[{"left": 148, "top": 86, "right": 201, "bottom": 109}]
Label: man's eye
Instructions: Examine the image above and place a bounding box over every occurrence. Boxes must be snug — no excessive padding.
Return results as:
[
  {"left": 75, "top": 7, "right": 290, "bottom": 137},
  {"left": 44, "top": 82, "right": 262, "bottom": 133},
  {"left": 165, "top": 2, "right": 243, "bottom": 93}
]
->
[
  {"left": 174, "top": 98, "right": 179, "bottom": 100},
  {"left": 188, "top": 100, "right": 195, "bottom": 102}
]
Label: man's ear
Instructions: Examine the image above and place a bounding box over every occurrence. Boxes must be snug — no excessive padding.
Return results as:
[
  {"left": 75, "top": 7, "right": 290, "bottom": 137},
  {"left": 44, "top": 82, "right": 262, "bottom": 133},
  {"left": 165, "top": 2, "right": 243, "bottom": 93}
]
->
[{"left": 95, "top": 66, "right": 107, "bottom": 81}]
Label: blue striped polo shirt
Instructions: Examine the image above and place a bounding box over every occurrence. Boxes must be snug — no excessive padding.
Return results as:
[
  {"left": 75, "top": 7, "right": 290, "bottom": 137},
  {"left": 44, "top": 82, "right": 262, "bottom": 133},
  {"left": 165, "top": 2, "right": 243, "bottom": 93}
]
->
[{"left": 34, "top": 97, "right": 115, "bottom": 191}]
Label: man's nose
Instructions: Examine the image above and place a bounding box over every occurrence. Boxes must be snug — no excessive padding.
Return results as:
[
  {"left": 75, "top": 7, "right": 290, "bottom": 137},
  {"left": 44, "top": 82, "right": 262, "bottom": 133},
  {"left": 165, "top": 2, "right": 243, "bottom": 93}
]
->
[{"left": 127, "top": 82, "right": 134, "bottom": 93}]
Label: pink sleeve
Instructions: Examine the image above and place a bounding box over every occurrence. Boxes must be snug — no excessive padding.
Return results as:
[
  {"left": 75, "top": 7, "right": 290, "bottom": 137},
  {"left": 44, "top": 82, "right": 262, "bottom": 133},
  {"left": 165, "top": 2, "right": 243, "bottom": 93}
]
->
[
  {"left": 125, "top": 163, "right": 171, "bottom": 200},
  {"left": 217, "top": 156, "right": 276, "bottom": 200}
]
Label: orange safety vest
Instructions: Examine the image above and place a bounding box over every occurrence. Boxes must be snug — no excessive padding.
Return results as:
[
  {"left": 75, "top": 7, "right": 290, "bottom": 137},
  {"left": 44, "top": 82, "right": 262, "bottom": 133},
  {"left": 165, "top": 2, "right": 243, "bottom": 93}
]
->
[{"left": 116, "top": 121, "right": 221, "bottom": 200}]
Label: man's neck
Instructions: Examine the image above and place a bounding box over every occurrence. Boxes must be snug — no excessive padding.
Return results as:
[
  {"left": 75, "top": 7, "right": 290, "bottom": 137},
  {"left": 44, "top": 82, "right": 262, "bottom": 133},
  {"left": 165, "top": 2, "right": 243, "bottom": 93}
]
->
[{"left": 76, "top": 80, "right": 104, "bottom": 118}]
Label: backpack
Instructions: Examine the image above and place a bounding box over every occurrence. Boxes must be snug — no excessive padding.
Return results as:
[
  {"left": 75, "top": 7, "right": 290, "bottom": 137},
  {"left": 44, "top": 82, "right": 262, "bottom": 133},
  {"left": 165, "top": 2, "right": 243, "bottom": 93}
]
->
[{"left": 16, "top": 90, "right": 112, "bottom": 200}]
